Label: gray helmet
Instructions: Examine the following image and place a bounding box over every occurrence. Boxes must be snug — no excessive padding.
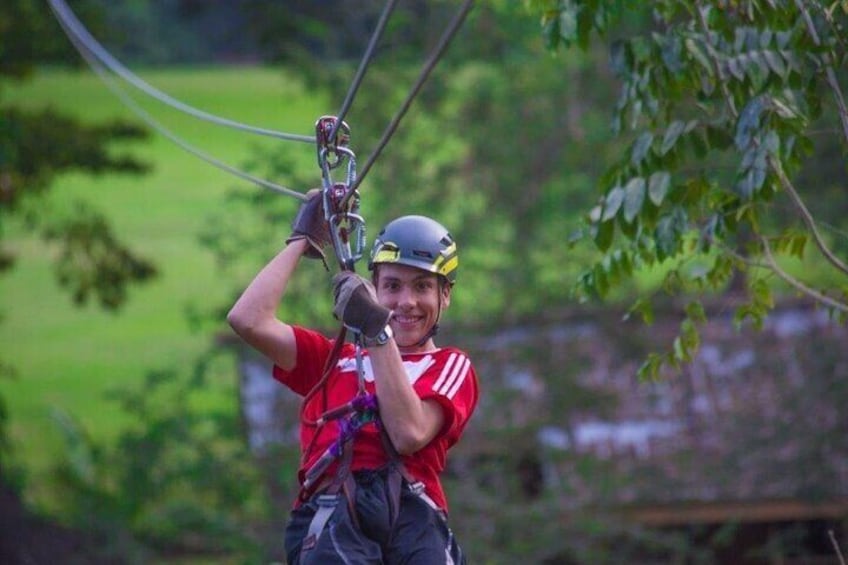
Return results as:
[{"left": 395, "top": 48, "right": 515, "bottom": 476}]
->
[{"left": 369, "top": 215, "right": 458, "bottom": 284}]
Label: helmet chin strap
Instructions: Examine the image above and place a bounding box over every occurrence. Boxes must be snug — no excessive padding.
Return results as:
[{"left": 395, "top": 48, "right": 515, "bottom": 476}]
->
[{"left": 413, "top": 323, "right": 440, "bottom": 348}]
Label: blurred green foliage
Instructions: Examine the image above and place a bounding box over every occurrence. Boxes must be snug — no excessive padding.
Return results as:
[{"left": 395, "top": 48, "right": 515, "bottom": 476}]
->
[{"left": 2, "top": 1, "right": 847, "bottom": 562}]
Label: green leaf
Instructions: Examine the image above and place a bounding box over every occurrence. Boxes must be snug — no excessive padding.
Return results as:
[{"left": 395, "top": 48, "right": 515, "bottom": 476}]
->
[
  {"left": 655, "top": 218, "right": 676, "bottom": 261},
  {"left": 623, "top": 177, "right": 646, "bottom": 223},
  {"left": 593, "top": 216, "right": 615, "bottom": 252},
  {"left": 618, "top": 212, "right": 639, "bottom": 239},
  {"left": 673, "top": 335, "right": 685, "bottom": 362},
  {"left": 685, "top": 301, "right": 707, "bottom": 324},
  {"left": 660, "top": 120, "right": 685, "bottom": 155},
  {"left": 631, "top": 132, "right": 654, "bottom": 165},
  {"left": 751, "top": 159, "right": 767, "bottom": 192},
  {"left": 614, "top": 249, "right": 634, "bottom": 277},
  {"left": 637, "top": 353, "right": 664, "bottom": 381},
  {"left": 588, "top": 204, "right": 603, "bottom": 223},
  {"left": 602, "top": 186, "right": 625, "bottom": 221},
  {"left": 541, "top": 16, "right": 560, "bottom": 50},
  {"left": 735, "top": 96, "right": 765, "bottom": 149},
  {"left": 727, "top": 56, "right": 746, "bottom": 81},
  {"left": 567, "top": 228, "right": 586, "bottom": 247},
  {"left": 662, "top": 268, "right": 684, "bottom": 294},
  {"left": 759, "top": 29, "right": 773, "bottom": 50},
  {"left": 741, "top": 145, "right": 757, "bottom": 171},
  {"left": 699, "top": 213, "right": 724, "bottom": 252},
  {"left": 658, "top": 34, "right": 683, "bottom": 73},
  {"left": 770, "top": 96, "right": 799, "bottom": 119},
  {"left": 648, "top": 171, "right": 671, "bottom": 206},
  {"left": 735, "top": 169, "right": 755, "bottom": 199},
  {"left": 762, "top": 50, "right": 786, "bottom": 78},
  {"left": 593, "top": 263, "right": 610, "bottom": 297},
  {"left": 559, "top": 6, "right": 579, "bottom": 45},
  {"left": 790, "top": 232, "right": 808, "bottom": 258},
  {"left": 625, "top": 297, "right": 654, "bottom": 325},
  {"left": 685, "top": 37, "right": 714, "bottom": 76},
  {"left": 763, "top": 130, "right": 780, "bottom": 156}
]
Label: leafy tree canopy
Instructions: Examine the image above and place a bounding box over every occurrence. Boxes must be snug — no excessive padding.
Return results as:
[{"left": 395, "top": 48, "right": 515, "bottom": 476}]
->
[{"left": 527, "top": 0, "right": 848, "bottom": 377}]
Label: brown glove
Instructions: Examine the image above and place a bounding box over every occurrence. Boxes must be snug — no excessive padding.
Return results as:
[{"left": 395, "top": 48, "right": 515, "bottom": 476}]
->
[
  {"left": 286, "top": 189, "right": 330, "bottom": 261},
  {"left": 332, "top": 272, "right": 393, "bottom": 339}
]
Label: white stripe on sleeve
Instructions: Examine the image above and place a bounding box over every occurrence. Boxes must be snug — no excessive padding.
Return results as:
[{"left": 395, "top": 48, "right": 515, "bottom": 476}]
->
[
  {"left": 432, "top": 353, "right": 458, "bottom": 393},
  {"left": 444, "top": 356, "right": 470, "bottom": 399},
  {"left": 434, "top": 354, "right": 470, "bottom": 399}
]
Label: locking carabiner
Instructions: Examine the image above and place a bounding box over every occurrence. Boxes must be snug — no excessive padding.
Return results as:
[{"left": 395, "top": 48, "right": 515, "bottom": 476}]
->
[
  {"left": 315, "top": 115, "right": 351, "bottom": 171},
  {"left": 315, "top": 116, "right": 366, "bottom": 272}
]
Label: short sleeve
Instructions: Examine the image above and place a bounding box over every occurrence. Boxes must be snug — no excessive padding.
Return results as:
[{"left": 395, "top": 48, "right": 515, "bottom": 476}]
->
[
  {"left": 414, "top": 349, "right": 478, "bottom": 444},
  {"left": 272, "top": 326, "right": 334, "bottom": 396}
]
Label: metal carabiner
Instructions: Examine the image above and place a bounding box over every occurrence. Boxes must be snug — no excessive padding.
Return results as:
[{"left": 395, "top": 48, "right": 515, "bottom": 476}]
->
[
  {"left": 327, "top": 208, "right": 366, "bottom": 272},
  {"left": 318, "top": 141, "right": 364, "bottom": 271},
  {"left": 320, "top": 146, "right": 357, "bottom": 196},
  {"left": 315, "top": 115, "right": 351, "bottom": 171}
]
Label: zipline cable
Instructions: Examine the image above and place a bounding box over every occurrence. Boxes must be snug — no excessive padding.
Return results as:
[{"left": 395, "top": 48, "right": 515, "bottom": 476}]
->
[
  {"left": 352, "top": 0, "right": 476, "bottom": 192},
  {"left": 51, "top": 5, "right": 306, "bottom": 201},
  {"left": 48, "top": 0, "right": 475, "bottom": 201},
  {"left": 47, "top": 0, "right": 314, "bottom": 144},
  {"left": 328, "top": 0, "right": 399, "bottom": 143}
]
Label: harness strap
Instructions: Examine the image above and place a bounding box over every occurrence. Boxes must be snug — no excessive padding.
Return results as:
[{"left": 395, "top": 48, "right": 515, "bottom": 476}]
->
[
  {"left": 300, "top": 493, "right": 340, "bottom": 553},
  {"left": 377, "top": 422, "right": 445, "bottom": 526},
  {"left": 408, "top": 479, "right": 442, "bottom": 513},
  {"left": 299, "top": 438, "right": 357, "bottom": 560},
  {"left": 299, "top": 397, "right": 444, "bottom": 557}
]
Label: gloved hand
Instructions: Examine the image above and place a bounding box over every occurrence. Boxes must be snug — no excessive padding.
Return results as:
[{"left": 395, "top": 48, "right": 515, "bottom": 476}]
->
[
  {"left": 286, "top": 189, "right": 330, "bottom": 261},
  {"left": 332, "top": 271, "right": 393, "bottom": 340}
]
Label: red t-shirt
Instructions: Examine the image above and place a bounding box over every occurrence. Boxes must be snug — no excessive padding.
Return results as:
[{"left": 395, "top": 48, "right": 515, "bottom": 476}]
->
[{"left": 273, "top": 326, "right": 479, "bottom": 511}]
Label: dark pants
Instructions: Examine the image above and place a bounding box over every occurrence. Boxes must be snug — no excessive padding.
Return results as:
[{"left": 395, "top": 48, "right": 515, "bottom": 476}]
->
[{"left": 285, "top": 469, "right": 465, "bottom": 564}]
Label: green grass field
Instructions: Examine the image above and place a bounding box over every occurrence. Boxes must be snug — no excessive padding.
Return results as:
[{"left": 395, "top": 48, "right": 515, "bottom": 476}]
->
[{"left": 0, "top": 66, "right": 329, "bottom": 510}]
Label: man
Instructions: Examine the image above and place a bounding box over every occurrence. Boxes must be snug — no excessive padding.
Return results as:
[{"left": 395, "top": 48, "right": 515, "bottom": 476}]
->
[{"left": 227, "top": 191, "right": 478, "bottom": 564}]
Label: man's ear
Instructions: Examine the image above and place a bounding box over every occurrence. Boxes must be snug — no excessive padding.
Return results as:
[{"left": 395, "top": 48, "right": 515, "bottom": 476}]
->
[{"left": 441, "top": 281, "right": 452, "bottom": 308}]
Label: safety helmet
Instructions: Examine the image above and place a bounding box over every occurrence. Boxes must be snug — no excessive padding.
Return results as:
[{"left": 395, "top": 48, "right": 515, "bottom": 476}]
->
[{"left": 369, "top": 215, "right": 458, "bottom": 284}]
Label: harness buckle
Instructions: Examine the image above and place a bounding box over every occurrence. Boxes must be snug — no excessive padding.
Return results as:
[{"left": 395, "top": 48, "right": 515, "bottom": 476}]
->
[
  {"left": 316, "top": 493, "right": 341, "bottom": 507},
  {"left": 408, "top": 480, "right": 425, "bottom": 496}
]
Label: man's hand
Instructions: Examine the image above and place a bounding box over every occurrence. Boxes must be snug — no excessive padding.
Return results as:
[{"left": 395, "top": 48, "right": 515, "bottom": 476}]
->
[
  {"left": 332, "top": 272, "right": 392, "bottom": 339},
  {"left": 286, "top": 189, "right": 330, "bottom": 260}
]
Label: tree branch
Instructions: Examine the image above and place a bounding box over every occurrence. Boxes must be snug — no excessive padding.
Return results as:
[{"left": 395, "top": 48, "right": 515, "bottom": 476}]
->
[
  {"left": 759, "top": 236, "right": 848, "bottom": 313},
  {"left": 769, "top": 155, "right": 848, "bottom": 276},
  {"left": 795, "top": 0, "right": 848, "bottom": 143},
  {"left": 716, "top": 238, "right": 848, "bottom": 313},
  {"left": 695, "top": 0, "right": 848, "bottom": 278}
]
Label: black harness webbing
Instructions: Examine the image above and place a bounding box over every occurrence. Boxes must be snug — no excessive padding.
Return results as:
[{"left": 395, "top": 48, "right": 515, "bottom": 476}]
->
[{"left": 297, "top": 420, "right": 441, "bottom": 560}]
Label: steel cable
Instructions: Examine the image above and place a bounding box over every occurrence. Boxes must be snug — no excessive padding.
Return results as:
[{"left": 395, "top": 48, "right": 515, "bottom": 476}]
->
[
  {"left": 352, "top": 0, "right": 476, "bottom": 192},
  {"left": 47, "top": 0, "right": 313, "bottom": 144},
  {"left": 51, "top": 3, "right": 306, "bottom": 200},
  {"left": 48, "top": 0, "right": 476, "bottom": 200},
  {"left": 328, "top": 0, "right": 399, "bottom": 142}
]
